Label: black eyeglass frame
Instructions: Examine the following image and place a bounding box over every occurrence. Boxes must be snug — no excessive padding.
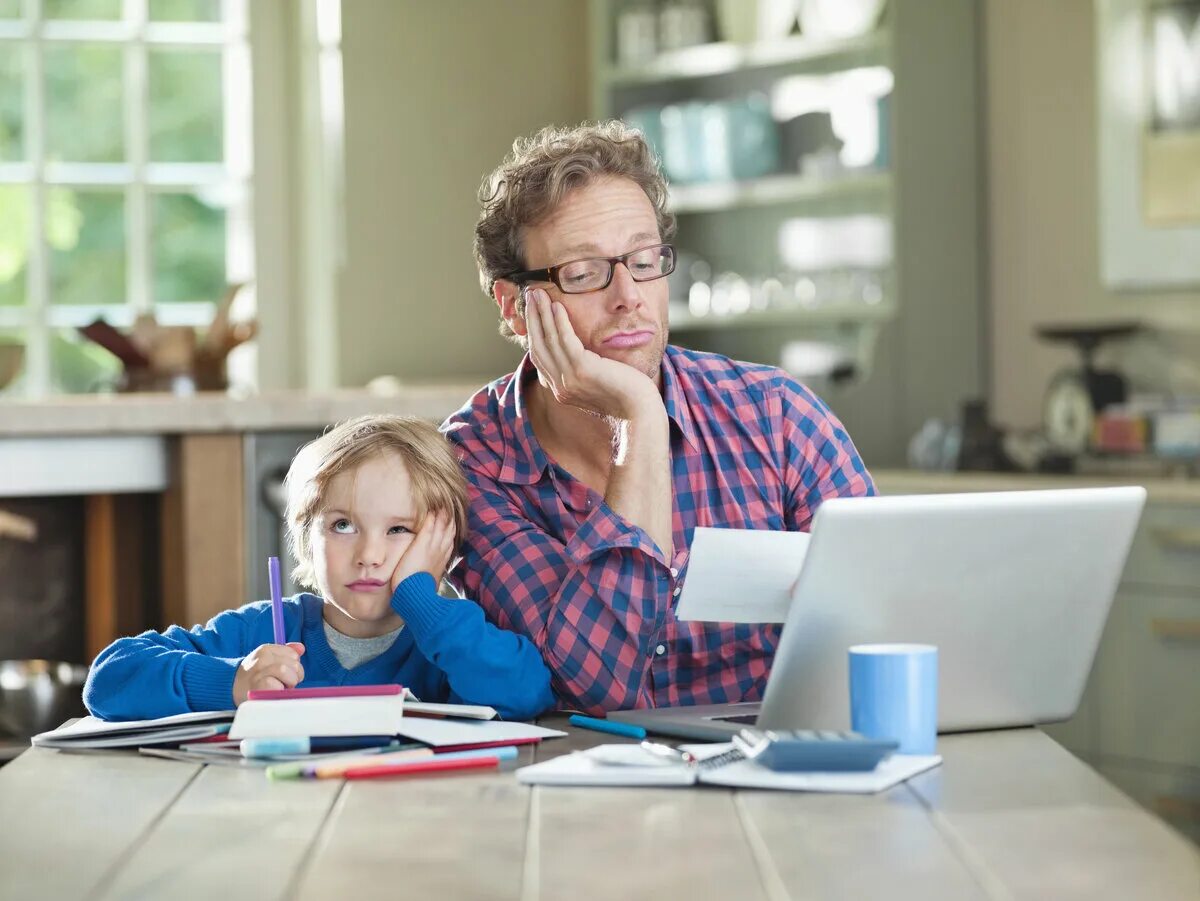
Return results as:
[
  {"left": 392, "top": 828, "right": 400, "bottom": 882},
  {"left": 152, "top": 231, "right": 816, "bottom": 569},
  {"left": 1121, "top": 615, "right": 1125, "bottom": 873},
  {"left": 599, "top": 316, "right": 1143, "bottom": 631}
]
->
[{"left": 503, "top": 243, "right": 676, "bottom": 295}]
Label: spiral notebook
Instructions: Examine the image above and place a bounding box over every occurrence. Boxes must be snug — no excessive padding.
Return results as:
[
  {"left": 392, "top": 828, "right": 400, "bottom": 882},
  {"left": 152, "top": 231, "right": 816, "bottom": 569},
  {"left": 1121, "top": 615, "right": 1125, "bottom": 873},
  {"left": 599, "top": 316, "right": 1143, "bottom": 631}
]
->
[{"left": 516, "top": 743, "right": 942, "bottom": 793}]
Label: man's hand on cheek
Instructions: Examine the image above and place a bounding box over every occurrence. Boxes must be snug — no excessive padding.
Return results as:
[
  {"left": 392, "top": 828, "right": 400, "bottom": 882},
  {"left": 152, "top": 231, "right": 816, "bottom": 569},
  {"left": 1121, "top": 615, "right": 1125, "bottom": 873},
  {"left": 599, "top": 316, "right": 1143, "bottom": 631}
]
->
[{"left": 524, "top": 288, "right": 659, "bottom": 421}]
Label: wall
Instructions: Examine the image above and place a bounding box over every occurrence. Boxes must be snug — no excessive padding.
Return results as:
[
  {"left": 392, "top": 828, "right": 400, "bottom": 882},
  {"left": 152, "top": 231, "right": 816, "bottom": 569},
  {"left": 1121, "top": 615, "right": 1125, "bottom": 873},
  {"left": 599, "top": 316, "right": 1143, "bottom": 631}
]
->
[
  {"left": 338, "top": 1, "right": 589, "bottom": 388},
  {"left": 984, "top": 0, "right": 1200, "bottom": 430}
]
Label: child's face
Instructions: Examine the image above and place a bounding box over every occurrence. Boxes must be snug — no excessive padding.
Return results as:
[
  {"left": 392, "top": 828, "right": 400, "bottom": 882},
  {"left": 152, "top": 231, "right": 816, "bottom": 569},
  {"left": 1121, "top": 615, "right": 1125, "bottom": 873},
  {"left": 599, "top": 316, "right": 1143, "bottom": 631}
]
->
[{"left": 309, "top": 451, "right": 418, "bottom": 638}]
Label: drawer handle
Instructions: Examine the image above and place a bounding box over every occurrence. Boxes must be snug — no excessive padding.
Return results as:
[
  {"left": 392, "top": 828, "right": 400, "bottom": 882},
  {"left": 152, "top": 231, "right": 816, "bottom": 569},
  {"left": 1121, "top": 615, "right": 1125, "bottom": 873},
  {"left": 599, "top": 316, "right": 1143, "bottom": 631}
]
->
[
  {"left": 1151, "top": 618, "right": 1200, "bottom": 642},
  {"left": 1151, "top": 527, "right": 1200, "bottom": 551}
]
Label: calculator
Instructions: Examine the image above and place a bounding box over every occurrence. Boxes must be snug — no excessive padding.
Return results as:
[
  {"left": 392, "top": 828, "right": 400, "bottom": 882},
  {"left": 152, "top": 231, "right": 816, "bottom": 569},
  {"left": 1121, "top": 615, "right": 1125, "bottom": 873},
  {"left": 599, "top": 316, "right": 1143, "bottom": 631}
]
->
[{"left": 732, "top": 728, "right": 899, "bottom": 772}]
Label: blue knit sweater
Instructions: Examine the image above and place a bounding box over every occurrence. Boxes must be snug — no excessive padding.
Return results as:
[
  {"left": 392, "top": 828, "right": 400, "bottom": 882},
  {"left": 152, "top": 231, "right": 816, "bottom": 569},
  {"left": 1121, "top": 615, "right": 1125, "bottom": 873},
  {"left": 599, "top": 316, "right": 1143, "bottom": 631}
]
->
[{"left": 84, "top": 573, "right": 555, "bottom": 722}]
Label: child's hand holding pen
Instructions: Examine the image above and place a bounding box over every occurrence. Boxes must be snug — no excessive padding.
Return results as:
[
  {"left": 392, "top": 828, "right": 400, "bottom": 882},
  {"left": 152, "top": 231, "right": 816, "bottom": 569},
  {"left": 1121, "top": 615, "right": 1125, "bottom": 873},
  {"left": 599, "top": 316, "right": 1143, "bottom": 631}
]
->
[
  {"left": 233, "top": 642, "right": 306, "bottom": 705},
  {"left": 389, "top": 511, "right": 455, "bottom": 596}
]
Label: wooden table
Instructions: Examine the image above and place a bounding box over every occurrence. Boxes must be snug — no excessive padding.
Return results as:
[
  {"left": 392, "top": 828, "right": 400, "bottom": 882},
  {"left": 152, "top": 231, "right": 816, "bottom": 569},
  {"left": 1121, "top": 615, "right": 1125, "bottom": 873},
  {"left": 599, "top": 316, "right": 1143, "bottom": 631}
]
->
[{"left": 0, "top": 720, "right": 1196, "bottom": 900}]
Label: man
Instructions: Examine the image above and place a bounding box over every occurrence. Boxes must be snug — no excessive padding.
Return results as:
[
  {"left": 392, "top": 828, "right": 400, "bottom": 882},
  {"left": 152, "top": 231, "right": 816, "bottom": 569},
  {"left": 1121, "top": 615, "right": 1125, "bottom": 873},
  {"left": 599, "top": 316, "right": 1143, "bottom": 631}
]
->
[{"left": 442, "top": 121, "right": 874, "bottom": 714}]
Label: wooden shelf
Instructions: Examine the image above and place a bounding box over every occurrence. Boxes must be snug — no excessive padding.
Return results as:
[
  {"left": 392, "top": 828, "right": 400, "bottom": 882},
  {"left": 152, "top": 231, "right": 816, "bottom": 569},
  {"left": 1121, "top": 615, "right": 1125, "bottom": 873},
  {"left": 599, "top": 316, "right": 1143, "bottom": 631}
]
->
[
  {"left": 668, "top": 170, "right": 891, "bottom": 214},
  {"left": 668, "top": 301, "right": 896, "bottom": 331},
  {"left": 602, "top": 30, "right": 890, "bottom": 87}
]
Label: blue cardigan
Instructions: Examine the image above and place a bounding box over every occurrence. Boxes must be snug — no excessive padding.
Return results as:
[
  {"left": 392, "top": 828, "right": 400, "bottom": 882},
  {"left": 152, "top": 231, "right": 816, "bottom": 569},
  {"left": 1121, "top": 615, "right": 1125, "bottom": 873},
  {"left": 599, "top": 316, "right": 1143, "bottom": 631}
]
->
[{"left": 84, "top": 573, "right": 556, "bottom": 722}]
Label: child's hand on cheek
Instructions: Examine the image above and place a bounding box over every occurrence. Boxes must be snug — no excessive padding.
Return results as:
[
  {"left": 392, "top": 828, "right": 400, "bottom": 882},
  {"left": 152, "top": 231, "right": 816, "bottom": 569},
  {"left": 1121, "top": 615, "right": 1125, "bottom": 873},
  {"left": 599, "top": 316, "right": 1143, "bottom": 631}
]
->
[
  {"left": 232, "top": 641, "right": 306, "bottom": 705},
  {"left": 389, "top": 512, "right": 455, "bottom": 596}
]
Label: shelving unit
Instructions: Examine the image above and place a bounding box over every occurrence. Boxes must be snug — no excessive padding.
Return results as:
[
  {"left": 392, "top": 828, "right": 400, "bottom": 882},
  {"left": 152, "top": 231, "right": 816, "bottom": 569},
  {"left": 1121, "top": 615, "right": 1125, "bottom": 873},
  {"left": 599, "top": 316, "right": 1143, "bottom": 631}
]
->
[
  {"left": 667, "top": 299, "right": 896, "bottom": 331},
  {"left": 588, "top": 0, "right": 985, "bottom": 468},
  {"left": 668, "top": 169, "right": 891, "bottom": 215},
  {"left": 599, "top": 28, "right": 890, "bottom": 86}
]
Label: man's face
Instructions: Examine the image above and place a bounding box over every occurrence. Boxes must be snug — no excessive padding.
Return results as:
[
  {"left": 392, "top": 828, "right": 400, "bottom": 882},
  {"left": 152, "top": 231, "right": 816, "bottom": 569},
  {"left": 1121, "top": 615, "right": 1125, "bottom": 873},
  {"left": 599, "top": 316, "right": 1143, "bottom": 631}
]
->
[{"left": 503, "top": 176, "right": 670, "bottom": 384}]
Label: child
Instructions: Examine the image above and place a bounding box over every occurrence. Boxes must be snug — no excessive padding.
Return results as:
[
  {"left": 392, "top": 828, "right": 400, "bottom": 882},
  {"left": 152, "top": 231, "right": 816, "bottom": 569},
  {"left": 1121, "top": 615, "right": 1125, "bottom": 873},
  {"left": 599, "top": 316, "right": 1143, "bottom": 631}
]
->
[{"left": 84, "top": 414, "right": 555, "bottom": 722}]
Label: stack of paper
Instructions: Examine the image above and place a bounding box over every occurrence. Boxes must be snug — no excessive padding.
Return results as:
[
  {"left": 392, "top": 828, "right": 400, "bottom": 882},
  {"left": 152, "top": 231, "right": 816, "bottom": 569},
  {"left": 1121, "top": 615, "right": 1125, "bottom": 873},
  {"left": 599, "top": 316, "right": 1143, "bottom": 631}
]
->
[
  {"left": 226, "top": 694, "right": 565, "bottom": 746},
  {"left": 32, "top": 710, "right": 235, "bottom": 750}
]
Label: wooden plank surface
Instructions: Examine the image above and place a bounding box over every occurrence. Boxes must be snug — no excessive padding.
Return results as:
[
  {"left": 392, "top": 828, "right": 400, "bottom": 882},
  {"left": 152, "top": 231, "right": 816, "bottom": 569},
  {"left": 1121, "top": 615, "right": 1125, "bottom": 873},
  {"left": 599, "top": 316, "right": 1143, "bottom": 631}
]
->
[
  {"left": 295, "top": 771, "right": 533, "bottom": 900},
  {"left": 93, "top": 761, "right": 342, "bottom": 901},
  {"left": 2, "top": 723, "right": 1196, "bottom": 901},
  {"left": 905, "top": 729, "right": 1200, "bottom": 900},
  {"left": 736, "top": 788, "right": 990, "bottom": 899},
  {"left": 0, "top": 749, "right": 200, "bottom": 901}
]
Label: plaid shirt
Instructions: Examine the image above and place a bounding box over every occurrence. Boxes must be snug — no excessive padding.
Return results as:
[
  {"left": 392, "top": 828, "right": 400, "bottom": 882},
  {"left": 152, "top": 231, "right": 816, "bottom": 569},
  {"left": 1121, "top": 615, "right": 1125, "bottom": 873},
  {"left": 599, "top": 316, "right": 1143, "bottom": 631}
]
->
[{"left": 442, "top": 345, "right": 875, "bottom": 714}]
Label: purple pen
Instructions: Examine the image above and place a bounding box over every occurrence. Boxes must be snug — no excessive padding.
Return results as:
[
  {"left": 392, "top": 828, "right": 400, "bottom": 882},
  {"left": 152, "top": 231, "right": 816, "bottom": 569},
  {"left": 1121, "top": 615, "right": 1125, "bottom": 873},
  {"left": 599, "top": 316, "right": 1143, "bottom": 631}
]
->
[{"left": 268, "top": 556, "right": 286, "bottom": 644}]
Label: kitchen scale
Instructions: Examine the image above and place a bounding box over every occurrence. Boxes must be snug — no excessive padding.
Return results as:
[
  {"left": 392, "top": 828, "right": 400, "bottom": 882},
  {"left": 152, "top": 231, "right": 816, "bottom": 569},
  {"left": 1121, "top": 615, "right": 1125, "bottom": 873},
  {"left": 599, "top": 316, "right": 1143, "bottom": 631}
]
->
[{"left": 1036, "top": 322, "right": 1142, "bottom": 457}]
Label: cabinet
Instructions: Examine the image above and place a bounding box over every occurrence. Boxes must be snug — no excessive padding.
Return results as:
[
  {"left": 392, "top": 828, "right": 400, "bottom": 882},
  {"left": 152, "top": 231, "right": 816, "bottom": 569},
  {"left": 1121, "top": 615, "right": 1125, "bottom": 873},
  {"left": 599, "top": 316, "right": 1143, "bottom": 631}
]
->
[{"left": 588, "top": 0, "right": 985, "bottom": 467}]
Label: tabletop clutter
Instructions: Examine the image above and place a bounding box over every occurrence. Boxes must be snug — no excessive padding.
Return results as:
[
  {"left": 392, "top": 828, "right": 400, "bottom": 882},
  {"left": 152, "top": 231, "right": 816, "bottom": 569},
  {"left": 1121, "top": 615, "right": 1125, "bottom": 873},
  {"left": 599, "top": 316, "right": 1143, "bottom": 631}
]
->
[{"left": 77, "top": 283, "right": 256, "bottom": 393}]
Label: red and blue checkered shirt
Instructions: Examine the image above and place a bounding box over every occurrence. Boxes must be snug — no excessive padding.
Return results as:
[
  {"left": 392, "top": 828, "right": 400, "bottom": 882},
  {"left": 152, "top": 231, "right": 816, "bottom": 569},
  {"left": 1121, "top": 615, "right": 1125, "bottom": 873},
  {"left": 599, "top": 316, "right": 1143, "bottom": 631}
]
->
[{"left": 442, "top": 345, "right": 875, "bottom": 714}]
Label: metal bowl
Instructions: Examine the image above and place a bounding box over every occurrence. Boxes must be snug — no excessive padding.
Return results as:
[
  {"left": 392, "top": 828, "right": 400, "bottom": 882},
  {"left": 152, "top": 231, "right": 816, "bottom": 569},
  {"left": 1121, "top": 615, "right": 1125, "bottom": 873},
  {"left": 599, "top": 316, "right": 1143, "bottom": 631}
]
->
[{"left": 0, "top": 660, "right": 89, "bottom": 738}]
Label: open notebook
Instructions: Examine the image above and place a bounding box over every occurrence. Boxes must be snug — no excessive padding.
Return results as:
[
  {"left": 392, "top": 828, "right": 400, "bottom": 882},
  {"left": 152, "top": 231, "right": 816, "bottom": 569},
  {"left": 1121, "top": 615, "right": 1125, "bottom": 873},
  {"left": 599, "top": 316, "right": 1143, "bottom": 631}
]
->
[{"left": 516, "top": 743, "right": 942, "bottom": 793}]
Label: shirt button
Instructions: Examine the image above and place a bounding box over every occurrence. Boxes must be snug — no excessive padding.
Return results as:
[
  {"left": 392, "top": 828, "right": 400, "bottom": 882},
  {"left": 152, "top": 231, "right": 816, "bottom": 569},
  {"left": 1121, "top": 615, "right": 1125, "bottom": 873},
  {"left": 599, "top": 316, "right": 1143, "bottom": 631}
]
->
[
  {"left": 669, "top": 567, "right": 679, "bottom": 579},
  {"left": 672, "top": 585, "right": 681, "bottom": 597},
  {"left": 655, "top": 644, "right": 667, "bottom": 656}
]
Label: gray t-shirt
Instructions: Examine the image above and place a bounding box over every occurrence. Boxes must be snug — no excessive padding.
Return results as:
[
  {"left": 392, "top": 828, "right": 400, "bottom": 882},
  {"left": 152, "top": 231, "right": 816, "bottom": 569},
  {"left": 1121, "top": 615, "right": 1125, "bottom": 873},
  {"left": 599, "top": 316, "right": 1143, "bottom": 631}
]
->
[{"left": 322, "top": 620, "right": 404, "bottom": 671}]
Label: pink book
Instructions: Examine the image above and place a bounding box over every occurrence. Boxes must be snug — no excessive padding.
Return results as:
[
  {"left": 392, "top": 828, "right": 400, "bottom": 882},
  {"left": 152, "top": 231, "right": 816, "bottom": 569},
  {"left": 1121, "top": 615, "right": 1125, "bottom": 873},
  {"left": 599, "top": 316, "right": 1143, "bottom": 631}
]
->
[{"left": 246, "top": 684, "right": 406, "bottom": 701}]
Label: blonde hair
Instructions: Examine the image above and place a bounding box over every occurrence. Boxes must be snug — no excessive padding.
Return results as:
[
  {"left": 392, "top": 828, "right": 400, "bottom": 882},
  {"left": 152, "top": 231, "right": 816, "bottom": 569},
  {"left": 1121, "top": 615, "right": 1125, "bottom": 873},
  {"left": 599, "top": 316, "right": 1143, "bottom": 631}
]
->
[
  {"left": 284, "top": 415, "right": 468, "bottom": 590},
  {"left": 474, "top": 120, "right": 676, "bottom": 344}
]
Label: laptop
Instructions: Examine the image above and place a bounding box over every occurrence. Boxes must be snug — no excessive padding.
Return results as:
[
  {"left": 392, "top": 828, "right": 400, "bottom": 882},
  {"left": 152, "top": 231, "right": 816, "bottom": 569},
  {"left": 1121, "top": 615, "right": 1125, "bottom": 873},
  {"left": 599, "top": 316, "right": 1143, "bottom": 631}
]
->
[{"left": 610, "top": 486, "right": 1147, "bottom": 742}]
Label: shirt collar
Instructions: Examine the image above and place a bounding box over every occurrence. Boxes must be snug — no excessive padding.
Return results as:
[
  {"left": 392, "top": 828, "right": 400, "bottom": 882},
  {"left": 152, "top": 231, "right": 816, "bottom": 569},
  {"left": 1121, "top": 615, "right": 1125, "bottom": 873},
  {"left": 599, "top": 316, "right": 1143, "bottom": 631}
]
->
[
  {"left": 662, "top": 346, "right": 701, "bottom": 453},
  {"left": 497, "top": 353, "right": 550, "bottom": 485},
  {"left": 496, "top": 346, "right": 700, "bottom": 486}
]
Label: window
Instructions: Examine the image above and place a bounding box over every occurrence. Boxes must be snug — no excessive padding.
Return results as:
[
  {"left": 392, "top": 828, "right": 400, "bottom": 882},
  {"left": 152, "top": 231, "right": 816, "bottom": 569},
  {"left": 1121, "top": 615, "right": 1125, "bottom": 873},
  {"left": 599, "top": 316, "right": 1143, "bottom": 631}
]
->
[{"left": 0, "top": 0, "right": 253, "bottom": 394}]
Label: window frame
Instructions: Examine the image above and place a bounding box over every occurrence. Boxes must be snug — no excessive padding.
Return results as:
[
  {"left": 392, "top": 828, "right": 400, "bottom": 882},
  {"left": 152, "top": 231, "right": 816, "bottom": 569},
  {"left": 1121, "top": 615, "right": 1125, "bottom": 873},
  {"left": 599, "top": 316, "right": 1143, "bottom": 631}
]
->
[{"left": 0, "top": 0, "right": 258, "bottom": 395}]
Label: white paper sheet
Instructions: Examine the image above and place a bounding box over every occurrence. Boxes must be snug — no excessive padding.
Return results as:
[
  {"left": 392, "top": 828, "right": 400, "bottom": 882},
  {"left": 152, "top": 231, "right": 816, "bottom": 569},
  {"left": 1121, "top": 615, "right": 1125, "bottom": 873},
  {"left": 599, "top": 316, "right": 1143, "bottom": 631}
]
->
[
  {"left": 516, "top": 741, "right": 942, "bottom": 793},
  {"left": 683, "top": 743, "right": 943, "bottom": 793},
  {"left": 674, "top": 527, "right": 811, "bottom": 623},
  {"left": 391, "top": 717, "right": 566, "bottom": 747}
]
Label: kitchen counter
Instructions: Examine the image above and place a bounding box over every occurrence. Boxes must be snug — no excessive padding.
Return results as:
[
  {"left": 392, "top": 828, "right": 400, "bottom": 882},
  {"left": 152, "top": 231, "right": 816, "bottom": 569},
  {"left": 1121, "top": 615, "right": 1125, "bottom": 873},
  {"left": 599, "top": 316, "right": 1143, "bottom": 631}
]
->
[
  {"left": 0, "top": 384, "right": 482, "bottom": 436},
  {"left": 873, "top": 468, "right": 1200, "bottom": 505}
]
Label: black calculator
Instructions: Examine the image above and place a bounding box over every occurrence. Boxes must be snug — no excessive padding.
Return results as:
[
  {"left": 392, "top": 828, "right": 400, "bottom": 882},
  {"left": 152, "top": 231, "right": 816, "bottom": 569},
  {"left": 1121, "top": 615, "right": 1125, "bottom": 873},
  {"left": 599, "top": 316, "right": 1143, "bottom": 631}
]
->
[{"left": 732, "top": 728, "right": 899, "bottom": 772}]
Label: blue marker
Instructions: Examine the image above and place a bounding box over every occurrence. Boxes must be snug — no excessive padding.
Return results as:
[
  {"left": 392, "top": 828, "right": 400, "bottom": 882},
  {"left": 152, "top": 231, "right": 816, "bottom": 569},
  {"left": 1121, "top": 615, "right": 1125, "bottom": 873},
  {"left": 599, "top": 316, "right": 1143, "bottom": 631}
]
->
[
  {"left": 240, "top": 735, "right": 396, "bottom": 758},
  {"left": 569, "top": 714, "right": 647, "bottom": 740}
]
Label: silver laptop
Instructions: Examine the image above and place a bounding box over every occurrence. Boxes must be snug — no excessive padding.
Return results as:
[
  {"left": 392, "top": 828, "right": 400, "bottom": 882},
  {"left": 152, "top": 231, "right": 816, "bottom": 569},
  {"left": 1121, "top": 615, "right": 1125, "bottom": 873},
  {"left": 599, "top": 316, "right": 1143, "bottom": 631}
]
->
[{"left": 611, "top": 486, "right": 1147, "bottom": 742}]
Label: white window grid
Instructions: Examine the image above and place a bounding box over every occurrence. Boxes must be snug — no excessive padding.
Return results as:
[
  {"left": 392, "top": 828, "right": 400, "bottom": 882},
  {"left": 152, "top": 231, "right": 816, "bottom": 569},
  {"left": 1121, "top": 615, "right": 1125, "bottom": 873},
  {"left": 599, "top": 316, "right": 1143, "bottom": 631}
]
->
[{"left": 0, "top": 0, "right": 253, "bottom": 395}]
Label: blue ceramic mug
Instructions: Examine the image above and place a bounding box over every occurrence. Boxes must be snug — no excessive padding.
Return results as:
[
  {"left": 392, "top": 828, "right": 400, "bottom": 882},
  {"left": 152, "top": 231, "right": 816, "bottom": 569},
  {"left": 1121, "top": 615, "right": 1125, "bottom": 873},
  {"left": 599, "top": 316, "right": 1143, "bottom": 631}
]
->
[{"left": 848, "top": 643, "right": 938, "bottom": 754}]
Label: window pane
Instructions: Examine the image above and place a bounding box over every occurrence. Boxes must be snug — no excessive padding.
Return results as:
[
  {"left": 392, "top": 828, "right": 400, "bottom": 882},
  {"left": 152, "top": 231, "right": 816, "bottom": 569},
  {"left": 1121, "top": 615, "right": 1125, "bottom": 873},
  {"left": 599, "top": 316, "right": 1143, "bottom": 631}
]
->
[
  {"left": 148, "top": 0, "right": 221, "bottom": 22},
  {"left": 149, "top": 49, "right": 223, "bottom": 163},
  {"left": 50, "top": 328, "right": 121, "bottom": 393},
  {"left": 0, "top": 328, "right": 27, "bottom": 395},
  {"left": 153, "top": 191, "right": 224, "bottom": 303},
  {"left": 45, "top": 44, "right": 124, "bottom": 163},
  {"left": 0, "top": 45, "right": 24, "bottom": 161},
  {"left": 43, "top": 0, "right": 122, "bottom": 19},
  {"left": 0, "top": 185, "right": 29, "bottom": 307},
  {"left": 0, "top": 0, "right": 23, "bottom": 19},
  {"left": 49, "top": 189, "right": 126, "bottom": 306}
]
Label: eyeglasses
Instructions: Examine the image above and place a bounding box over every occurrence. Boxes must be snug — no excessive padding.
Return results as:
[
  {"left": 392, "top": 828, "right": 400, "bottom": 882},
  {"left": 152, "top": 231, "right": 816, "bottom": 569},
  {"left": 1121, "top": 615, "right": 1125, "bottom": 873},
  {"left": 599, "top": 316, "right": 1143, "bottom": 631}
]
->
[{"left": 504, "top": 243, "right": 676, "bottom": 295}]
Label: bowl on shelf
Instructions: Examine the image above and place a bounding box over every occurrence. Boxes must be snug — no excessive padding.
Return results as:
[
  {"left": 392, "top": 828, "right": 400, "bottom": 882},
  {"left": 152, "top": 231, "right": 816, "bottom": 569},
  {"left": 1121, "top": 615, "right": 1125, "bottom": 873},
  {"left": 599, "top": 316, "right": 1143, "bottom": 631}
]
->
[
  {"left": 0, "top": 340, "right": 25, "bottom": 391},
  {"left": 0, "top": 660, "right": 89, "bottom": 738}
]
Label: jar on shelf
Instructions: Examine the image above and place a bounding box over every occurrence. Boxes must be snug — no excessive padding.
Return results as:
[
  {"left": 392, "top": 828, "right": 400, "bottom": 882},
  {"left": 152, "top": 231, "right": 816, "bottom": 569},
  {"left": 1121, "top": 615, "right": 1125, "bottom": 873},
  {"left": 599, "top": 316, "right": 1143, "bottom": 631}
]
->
[{"left": 658, "top": 0, "right": 712, "bottom": 51}]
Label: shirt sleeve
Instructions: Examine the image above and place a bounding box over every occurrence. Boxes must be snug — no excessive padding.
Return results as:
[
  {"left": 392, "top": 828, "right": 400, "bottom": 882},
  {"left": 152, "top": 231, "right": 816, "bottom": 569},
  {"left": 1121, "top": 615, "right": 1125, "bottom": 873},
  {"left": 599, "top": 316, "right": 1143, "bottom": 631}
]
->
[
  {"left": 448, "top": 462, "right": 675, "bottom": 715},
  {"left": 776, "top": 378, "right": 877, "bottom": 530},
  {"left": 390, "top": 572, "right": 556, "bottom": 721},
  {"left": 83, "top": 605, "right": 276, "bottom": 721}
]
